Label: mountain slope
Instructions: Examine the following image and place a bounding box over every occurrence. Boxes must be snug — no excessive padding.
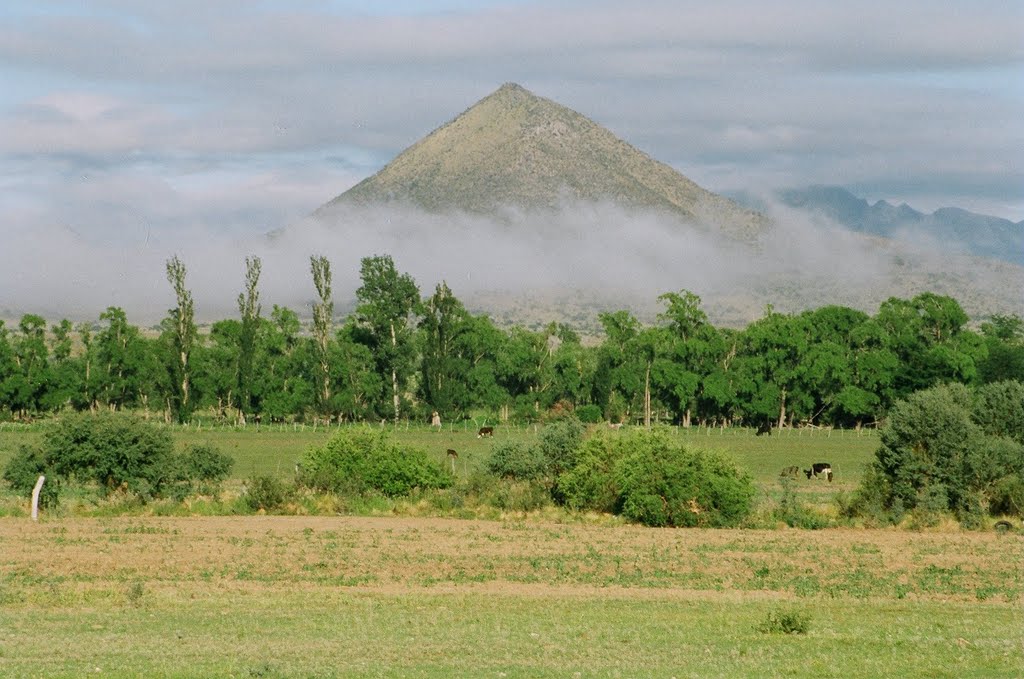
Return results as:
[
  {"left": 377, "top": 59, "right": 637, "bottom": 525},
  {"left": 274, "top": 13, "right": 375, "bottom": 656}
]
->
[
  {"left": 775, "top": 186, "right": 1024, "bottom": 266},
  {"left": 315, "top": 83, "right": 768, "bottom": 242}
]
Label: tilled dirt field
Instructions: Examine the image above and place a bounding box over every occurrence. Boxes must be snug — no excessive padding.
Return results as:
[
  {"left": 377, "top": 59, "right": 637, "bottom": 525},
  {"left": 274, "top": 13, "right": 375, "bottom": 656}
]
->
[{"left": 1, "top": 516, "right": 1020, "bottom": 602}]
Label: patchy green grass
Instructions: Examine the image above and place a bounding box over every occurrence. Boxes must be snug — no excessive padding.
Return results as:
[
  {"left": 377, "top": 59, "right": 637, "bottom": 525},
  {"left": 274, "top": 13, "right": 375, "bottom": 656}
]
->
[{"left": 0, "top": 516, "right": 1019, "bottom": 678}]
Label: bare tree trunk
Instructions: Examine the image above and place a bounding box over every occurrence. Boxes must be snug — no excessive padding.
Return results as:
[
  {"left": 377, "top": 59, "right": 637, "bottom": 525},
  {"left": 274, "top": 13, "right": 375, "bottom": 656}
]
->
[
  {"left": 644, "top": 362, "right": 652, "bottom": 428},
  {"left": 777, "top": 388, "right": 787, "bottom": 430},
  {"left": 390, "top": 322, "right": 400, "bottom": 423}
]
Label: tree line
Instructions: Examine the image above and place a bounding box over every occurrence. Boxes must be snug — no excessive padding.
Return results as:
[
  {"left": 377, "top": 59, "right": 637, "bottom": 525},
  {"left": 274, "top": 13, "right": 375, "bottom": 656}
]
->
[{"left": 1, "top": 253, "right": 1021, "bottom": 427}]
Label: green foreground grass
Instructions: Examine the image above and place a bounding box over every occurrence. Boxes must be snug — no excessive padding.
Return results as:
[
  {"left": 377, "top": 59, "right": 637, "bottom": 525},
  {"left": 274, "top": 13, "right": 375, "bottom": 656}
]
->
[
  {"left": 0, "top": 516, "right": 1020, "bottom": 678},
  {"left": 3, "top": 592, "right": 1019, "bottom": 678}
]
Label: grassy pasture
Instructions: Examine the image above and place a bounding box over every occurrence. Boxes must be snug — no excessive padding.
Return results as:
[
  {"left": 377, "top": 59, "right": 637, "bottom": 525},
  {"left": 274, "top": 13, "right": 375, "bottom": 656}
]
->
[
  {"left": 0, "top": 421, "right": 878, "bottom": 490},
  {"left": 0, "top": 516, "right": 1020, "bottom": 678}
]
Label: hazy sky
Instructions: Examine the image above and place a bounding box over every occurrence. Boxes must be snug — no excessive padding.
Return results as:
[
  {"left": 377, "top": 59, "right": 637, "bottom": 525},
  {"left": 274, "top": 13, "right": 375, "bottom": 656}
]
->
[{"left": 1, "top": 1, "right": 1021, "bottom": 320}]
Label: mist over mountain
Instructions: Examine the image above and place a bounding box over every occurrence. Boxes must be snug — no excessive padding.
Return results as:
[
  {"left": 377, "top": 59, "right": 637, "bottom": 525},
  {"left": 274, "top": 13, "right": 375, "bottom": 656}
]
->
[
  {"left": 3, "top": 85, "right": 1021, "bottom": 330},
  {"left": 299, "top": 84, "right": 1022, "bottom": 328},
  {"left": 730, "top": 185, "right": 1024, "bottom": 266}
]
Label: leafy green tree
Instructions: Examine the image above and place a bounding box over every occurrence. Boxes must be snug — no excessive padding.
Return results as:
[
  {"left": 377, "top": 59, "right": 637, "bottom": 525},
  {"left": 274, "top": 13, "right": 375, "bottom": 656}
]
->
[
  {"left": 496, "top": 326, "right": 553, "bottom": 421},
  {"left": 0, "top": 322, "right": 17, "bottom": 417},
  {"left": 862, "top": 382, "right": 1024, "bottom": 519},
  {"left": 654, "top": 291, "right": 722, "bottom": 427},
  {"left": 94, "top": 307, "right": 148, "bottom": 411},
  {"left": 546, "top": 323, "right": 594, "bottom": 410},
  {"left": 252, "top": 306, "right": 314, "bottom": 421},
  {"left": 40, "top": 319, "right": 79, "bottom": 412},
  {"left": 197, "top": 319, "right": 241, "bottom": 420},
  {"left": 331, "top": 320, "right": 383, "bottom": 422},
  {"left": 310, "top": 255, "right": 334, "bottom": 415},
  {"left": 977, "top": 315, "right": 1024, "bottom": 384},
  {"left": 875, "top": 294, "right": 985, "bottom": 398},
  {"left": 355, "top": 255, "right": 420, "bottom": 422},
  {"left": 164, "top": 255, "right": 198, "bottom": 422},
  {"left": 458, "top": 314, "right": 509, "bottom": 417},
  {"left": 972, "top": 380, "right": 1024, "bottom": 444},
  {"left": 592, "top": 310, "right": 644, "bottom": 422},
  {"left": 9, "top": 315, "right": 49, "bottom": 416},
  {"left": 237, "top": 256, "right": 262, "bottom": 420},
  {"left": 419, "top": 281, "right": 472, "bottom": 418},
  {"left": 735, "top": 308, "right": 810, "bottom": 428}
]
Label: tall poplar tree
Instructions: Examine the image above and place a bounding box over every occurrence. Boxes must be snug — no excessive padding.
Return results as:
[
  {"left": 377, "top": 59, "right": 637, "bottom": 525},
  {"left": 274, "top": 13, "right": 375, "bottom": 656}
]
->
[
  {"left": 310, "top": 255, "right": 334, "bottom": 414},
  {"left": 237, "top": 256, "right": 262, "bottom": 421},
  {"left": 165, "top": 255, "right": 197, "bottom": 422}
]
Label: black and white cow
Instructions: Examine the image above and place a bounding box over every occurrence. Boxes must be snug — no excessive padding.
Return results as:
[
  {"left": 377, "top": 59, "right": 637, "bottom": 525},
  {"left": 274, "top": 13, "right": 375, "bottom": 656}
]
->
[{"left": 804, "top": 463, "right": 833, "bottom": 482}]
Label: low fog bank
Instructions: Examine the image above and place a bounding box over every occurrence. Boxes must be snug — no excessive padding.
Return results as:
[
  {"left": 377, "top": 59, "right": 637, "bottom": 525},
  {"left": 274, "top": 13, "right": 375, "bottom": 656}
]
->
[{"left": 2, "top": 200, "right": 1021, "bottom": 329}]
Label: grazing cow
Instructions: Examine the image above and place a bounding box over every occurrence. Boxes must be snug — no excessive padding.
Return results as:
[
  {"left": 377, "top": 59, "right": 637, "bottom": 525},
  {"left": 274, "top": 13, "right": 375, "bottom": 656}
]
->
[
  {"left": 804, "top": 463, "right": 833, "bottom": 482},
  {"left": 446, "top": 448, "right": 458, "bottom": 458},
  {"left": 779, "top": 465, "right": 800, "bottom": 479},
  {"left": 477, "top": 426, "right": 494, "bottom": 438},
  {"left": 756, "top": 422, "right": 772, "bottom": 436}
]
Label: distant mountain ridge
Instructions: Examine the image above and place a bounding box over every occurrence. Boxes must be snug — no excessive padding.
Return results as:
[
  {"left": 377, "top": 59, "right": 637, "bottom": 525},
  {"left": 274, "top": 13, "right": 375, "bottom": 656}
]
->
[
  {"left": 315, "top": 82, "right": 768, "bottom": 242},
  {"left": 756, "top": 186, "right": 1024, "bottom": 266}
]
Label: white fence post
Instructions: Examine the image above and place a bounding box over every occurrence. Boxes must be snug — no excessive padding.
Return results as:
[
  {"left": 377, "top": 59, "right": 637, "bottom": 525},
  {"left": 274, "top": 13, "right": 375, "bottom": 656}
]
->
[{"left": 31, "top": 475, "right": 45, "bottom": 521}]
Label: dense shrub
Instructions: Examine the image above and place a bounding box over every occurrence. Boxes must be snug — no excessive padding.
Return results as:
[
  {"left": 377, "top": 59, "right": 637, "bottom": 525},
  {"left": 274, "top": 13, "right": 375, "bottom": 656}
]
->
[
  {"left": 42, "top": 412, "right": 177, "bottom": 497},
  {"left": 242, "top": 474, "right": 293, "bottom": 512},
  {"left": 2, "top": 445, "right": 59, "bottom": 508},
  {"left": 859, "top": 382, "right": 1024, "bottom": 520},
  {"left": 536, "top": 416, "right": 584, "bottom": 476},
  {"left": 486, "top": 440, "right": 547, "bottom": 480},
  {"left": 183, "top": 444, "right": 234, "bottom": 485},
  {"left": 575, "top": 404, "right": 603, "bottom": 424},
  {"left": 614, "top": 429, "right": 755, "bottom": 527},
  {"left": 300, "top": 428, "right": 451, "bottom": 497},
  {"left": 972, "top": 380, "right": 1024, "bottom": 444},
  {"left": 485, "top": 417, "right": 584, "bottom": 483},
  {"left": 557, "top": 428, "right": 755, "bottom": 527},
  {"left": 555, "top": 431, "right": 620, "bottom": 512}
]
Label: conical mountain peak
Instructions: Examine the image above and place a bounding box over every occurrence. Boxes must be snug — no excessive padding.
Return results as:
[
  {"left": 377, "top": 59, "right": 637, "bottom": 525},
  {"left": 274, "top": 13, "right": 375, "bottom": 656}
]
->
[{"left": 316, "top": 84, "right": 767, "bottom": 241}]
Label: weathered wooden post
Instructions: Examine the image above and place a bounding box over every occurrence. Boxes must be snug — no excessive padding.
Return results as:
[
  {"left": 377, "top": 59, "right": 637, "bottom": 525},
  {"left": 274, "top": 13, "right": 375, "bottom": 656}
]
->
[{"left": 31, "top": 475, "right": 45, "bottom": 521}]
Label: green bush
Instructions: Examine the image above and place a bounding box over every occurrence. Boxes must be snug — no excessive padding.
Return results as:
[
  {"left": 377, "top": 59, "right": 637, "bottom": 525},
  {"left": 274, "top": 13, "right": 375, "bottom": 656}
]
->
[
  {"left": 301, "top": 428, "right": 451, "bottom": 497},
  {"left": 758, "top": 608, "right": 811, "bottom": 635},
  {"left": 485, "top": 417, "right": 583, "bottom": 483},
  {"left": 183, "top": 444, "right": 234, "bottom": 487},
  {"left": 2, "top": 445, "right": 60, "bottom": 508},
  {"left": 989, "top": 475, "right": 1024, "bottom": 517},
  {"left": 536, "top": 416, "right": 584, "bottom": 476},
  {"left": 42, "top": 412, "right": 177, "bottom": 498},
  {"left": 861, "top": 383, "right": 1024, "bottom": 520},
  {"left": 615, "top": 430, "right": 755, "bottom": 527},
  {"left": 557, "top": 428, "right": 755, "bottom": 527},
  {"left": 774, "top": 476, "right": 831, "bottom": 529},
  {"left": 555, "top": 431, "right": 620, "bottom": 512},
  {"left": 242, "top": 474, "right": 293, "bottom": 512},
  {"left": 972, "top": 380, "right": 1024, "bottom": 443},
  {"left": 575, "top": 404, "right": 603, "bottom": 424},
  {"left": 486, "top": 440, "right": 547, "bottom": 480}
]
